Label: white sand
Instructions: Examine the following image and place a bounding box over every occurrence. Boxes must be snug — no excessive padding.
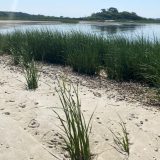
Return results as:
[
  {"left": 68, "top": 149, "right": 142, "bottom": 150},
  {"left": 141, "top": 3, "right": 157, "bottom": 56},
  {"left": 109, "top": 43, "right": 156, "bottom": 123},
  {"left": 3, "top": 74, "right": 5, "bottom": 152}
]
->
[
  {"left": 0, "top": 55, "right": 160, "bottom": 160},
  {"left": 0, "top": 20, "right": 61, "bottom": 28}
]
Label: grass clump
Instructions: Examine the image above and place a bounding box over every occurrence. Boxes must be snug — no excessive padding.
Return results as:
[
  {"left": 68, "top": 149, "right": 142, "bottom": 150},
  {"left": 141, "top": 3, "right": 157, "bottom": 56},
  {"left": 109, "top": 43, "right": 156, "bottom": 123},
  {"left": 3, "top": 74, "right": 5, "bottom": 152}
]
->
[
  {"left": 110, "top": 117, "right": 130, "bottom": 157},
  {"left": 68, "top": 44, "right": 100, "bottom": 75},
  {"left": 8, "top": 43, "right": 38, "bottom": 90},
  {"left": 0, "top": 29, "right": 160, "bottom": 88},
  {"left": 23, "top": 58, "right": 39, "bottom": 90},
  {"left": 55, "top": 77, "right": 93, "bottom": 160}
]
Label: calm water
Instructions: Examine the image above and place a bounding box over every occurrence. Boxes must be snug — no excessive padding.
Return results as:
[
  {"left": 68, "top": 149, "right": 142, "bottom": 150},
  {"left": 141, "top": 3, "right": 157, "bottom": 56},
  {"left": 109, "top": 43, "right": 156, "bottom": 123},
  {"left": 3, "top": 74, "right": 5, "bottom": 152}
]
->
[{"left": 1, "top": 22, "right": 160, "bottom": 40}]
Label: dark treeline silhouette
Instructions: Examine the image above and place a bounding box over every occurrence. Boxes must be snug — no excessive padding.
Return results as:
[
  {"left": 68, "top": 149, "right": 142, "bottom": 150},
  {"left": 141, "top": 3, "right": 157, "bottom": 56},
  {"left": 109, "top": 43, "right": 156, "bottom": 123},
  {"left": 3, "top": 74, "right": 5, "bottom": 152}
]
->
[
  {"left": 0, "top": 11, "right": 78, "bottom": 23},
  {"left": 88, "top": 7, "right": 145, "bottom": 21},
  {"left": 0, "top": 11, "right": 55, "bottom": 20},
  {"left": 0, "top": 8, "right": 159, "bottom": 22}
]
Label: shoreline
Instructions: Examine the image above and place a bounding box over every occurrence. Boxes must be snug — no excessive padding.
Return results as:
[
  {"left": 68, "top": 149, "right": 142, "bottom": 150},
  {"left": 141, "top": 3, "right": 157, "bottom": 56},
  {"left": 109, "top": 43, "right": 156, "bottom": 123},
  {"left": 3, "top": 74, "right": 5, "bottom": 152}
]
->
[
  {"left": 0, "top": 20, "right": 62, "bottom": 28},
  {"left": 0, "top": 20, "right": 157, "bottom": 27},
  {"left": 0, "top": 19, "right": 158, "bottom": 25},
  {"left": 0, "top": 54, "right": 160, "bottom": 160}
]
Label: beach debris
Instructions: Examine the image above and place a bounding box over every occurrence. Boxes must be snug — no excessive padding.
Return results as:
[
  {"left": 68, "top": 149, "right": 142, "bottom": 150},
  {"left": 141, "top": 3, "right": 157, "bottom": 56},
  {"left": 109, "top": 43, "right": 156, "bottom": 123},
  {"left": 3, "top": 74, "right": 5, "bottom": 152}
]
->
[
  {"left": 28, "top": 119, "right": 40, "bottom": 128},
  {"left": 19, "top": 104, "right": 26, "bottom": 108},
  {"left": 8, "top": 100, "right": 15, "bottom": 103},
  {"left": 34, "top": 102, "right": 39, "bottom": 105},
  {"left": 140, "top": 121, "right": 143, "bottom": 125},
  {"left": 93, "top": 92, "right": 101, "bottom": 97},
  {"left": 3, "top": 112, "right": 10, "bottom": 115},
  {"left": 154, "top": 148, "right": 158, "bottom": 152}
]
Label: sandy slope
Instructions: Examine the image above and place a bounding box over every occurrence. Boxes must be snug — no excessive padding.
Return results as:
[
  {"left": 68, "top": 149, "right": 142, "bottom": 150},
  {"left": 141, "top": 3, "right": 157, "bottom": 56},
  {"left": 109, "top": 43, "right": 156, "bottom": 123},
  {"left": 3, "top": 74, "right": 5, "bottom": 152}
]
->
[{"left": 0, "top": 55, "right": 160, "bottom": 160}]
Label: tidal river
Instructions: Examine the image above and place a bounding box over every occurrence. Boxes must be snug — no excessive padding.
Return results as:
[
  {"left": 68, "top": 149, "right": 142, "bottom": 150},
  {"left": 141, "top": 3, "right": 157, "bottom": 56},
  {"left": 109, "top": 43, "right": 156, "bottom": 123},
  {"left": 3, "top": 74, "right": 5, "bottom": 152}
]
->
[{"left": 0, "top": 20, "right": 160, "bottom": 40}]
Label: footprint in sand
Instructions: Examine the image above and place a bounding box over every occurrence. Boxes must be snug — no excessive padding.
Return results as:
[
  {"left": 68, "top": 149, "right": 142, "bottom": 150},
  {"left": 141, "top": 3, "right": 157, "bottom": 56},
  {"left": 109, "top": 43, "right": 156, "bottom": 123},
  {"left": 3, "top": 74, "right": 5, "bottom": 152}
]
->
[
  {"left": 28, "top": 119, "right": 40, "bottom": 128},
  {"left": 41, "top": 130, "right": 63, "bottom": 150}
]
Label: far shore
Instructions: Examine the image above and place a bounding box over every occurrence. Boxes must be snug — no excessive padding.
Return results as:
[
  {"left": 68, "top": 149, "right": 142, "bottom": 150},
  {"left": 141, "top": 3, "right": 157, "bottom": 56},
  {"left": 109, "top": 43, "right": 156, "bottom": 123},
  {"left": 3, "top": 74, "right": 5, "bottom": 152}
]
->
[
  {"left": 0, "top": 20, "right": 156, "bottom": 28},
  {"left": 0, "top": 20, "right": 62, "bottom": 27}
]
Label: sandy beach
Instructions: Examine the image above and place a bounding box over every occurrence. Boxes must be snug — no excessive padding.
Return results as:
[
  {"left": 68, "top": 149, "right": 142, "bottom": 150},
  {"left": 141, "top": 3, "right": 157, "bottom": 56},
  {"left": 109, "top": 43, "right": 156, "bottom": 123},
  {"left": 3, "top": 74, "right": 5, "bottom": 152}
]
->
[
  {"left": 0, "top": 20, "right": 62, "bottom": 29},
  {"left": 0, "top": 55, "right": 160, "bottom": 160}
]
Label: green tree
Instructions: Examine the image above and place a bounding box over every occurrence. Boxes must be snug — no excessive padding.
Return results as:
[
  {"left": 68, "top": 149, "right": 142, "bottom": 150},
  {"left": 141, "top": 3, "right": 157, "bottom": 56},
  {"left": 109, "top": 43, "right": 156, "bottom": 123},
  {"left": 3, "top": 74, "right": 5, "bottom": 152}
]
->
[
  {"left": 108, "top": 7, "right": 119, "bottom": 14},
  {"left": 101, "top": 9, "right": 106, "bottom": 13}
]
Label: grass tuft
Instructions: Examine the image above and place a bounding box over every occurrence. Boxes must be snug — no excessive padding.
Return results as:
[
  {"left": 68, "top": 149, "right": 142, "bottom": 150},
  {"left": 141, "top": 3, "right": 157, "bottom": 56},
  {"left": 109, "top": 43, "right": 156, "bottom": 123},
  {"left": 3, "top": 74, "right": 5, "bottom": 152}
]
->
[
  {"left": 54, "top": 77, "right": 93, "bottom": 160},
  {"left": 23, "top": 58, "right": 39, "bottom": 90},
  {"left": 110, "top": 116, "right": 130, "bottom": 156}
]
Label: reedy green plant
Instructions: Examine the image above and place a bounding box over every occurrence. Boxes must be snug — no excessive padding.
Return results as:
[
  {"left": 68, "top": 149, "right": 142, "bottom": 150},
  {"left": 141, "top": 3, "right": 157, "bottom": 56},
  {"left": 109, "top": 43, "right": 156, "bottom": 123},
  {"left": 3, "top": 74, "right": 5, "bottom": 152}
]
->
[
  {"left": 54, "top": 77, "right": 93, "bottom": 160},
  {"left": 23, "top": 59, "right": 39, "bottom": 90},
  {"left": 9, "top": 47, "right": 21, "bottom": 65},
  {"left": 110, "top": 117, "right": 130, "bottom": 157},
  {"left": 68, "top": 46, "right": 100, "bottom": 75},
  {"left": 1, "top": 29, "right": 160, "bottom": 87}
]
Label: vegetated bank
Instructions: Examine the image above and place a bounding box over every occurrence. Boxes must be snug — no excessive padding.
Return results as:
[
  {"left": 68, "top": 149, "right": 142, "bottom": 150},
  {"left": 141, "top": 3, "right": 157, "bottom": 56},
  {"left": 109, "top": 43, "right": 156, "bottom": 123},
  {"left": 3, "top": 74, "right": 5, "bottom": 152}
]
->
[
  {"left": 0, "top": 11, "right": 79, "bottom": 23},
  {"left": 0, "top": 29, "right": 160, "bottom": 88},
  {"left": 0, "top": 7, "right": 160, "bottom": 23},
  {"left": 81, "top": 7, "right": 160, "bottom": 23}
]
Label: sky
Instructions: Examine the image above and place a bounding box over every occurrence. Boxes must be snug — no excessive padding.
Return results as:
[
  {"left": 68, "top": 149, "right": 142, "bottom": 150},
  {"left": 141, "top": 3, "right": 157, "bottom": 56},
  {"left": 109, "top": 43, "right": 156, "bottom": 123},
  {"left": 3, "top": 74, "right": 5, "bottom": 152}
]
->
[{"left": 0, "top": 0, "right": 159, "bottom": 18}]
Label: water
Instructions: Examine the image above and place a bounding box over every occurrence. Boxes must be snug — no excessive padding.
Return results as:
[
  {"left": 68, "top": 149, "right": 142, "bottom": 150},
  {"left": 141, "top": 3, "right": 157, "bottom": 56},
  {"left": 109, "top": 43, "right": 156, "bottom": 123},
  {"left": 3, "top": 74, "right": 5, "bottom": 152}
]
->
[{"left": 1, "top": 21, "right": 160, "bottom": 40}]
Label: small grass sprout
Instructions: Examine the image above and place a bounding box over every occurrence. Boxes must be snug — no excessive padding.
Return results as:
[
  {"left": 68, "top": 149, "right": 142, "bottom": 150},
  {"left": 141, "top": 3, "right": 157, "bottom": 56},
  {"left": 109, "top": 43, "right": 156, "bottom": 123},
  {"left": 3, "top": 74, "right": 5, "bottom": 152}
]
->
[{"left": 110, "top": 116, "right": 130, "bottom": 157}]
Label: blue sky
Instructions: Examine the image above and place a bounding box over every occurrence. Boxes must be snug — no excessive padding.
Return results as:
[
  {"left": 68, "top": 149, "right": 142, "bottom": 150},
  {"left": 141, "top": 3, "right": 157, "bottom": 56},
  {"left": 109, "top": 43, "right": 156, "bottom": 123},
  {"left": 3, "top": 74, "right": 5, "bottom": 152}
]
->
[{"left": 0, "top": 0, "right": 159, "bottom": 18}]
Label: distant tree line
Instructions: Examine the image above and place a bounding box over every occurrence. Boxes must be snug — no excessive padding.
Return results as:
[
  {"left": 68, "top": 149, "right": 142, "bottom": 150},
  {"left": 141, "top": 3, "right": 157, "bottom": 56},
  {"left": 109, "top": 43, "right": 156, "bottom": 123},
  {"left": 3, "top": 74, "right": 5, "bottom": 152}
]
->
[
  {"left": 0, "top": 11, "right": 56, "bottom": 20},
  {"left": 88, "top": 7, "right": 146, "bottom": 21},
  {"left": 0, "top": 8, "right": 159, "bottom": 22},
  {"left": 0, "top": 11, "right": 79, "bottom": 22}
]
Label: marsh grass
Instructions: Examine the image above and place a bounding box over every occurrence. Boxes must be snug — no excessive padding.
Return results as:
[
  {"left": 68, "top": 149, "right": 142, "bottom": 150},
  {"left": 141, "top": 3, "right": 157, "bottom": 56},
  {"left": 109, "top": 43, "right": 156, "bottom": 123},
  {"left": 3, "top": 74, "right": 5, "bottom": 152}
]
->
[
  {"left": 0, "top": 30, "right": 160, "bottom": 87},
  {"left": 68, "top": 46, "right": 100, "bottom": 75},
  {"left": 60, "top": 19, "right": 79, "bottom": 24},
  {"left": 23, "top": 59, "right": 39, "bottom": 90},
  {"left": 54, "top": 77, "right": 93, "bottom": 160},
  {"left": 9, "top": 47, "right": 21, "bottom": 65},
  {"left": 110, "top": 117, "right": 130, "bottom": 156},
  {"left": 8, "top": 42, "right": 38, "bottom": 90}
]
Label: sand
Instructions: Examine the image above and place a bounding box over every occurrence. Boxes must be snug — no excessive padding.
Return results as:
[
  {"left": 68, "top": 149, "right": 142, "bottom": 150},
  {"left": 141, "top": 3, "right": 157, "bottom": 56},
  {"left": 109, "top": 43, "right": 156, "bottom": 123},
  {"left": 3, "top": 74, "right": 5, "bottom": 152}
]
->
[
  {"left": 0, "top": 20, "right": 62, "bottom": 29},
  {"left": 0, "top": 55, "right": 160, "bottom": 160}
]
